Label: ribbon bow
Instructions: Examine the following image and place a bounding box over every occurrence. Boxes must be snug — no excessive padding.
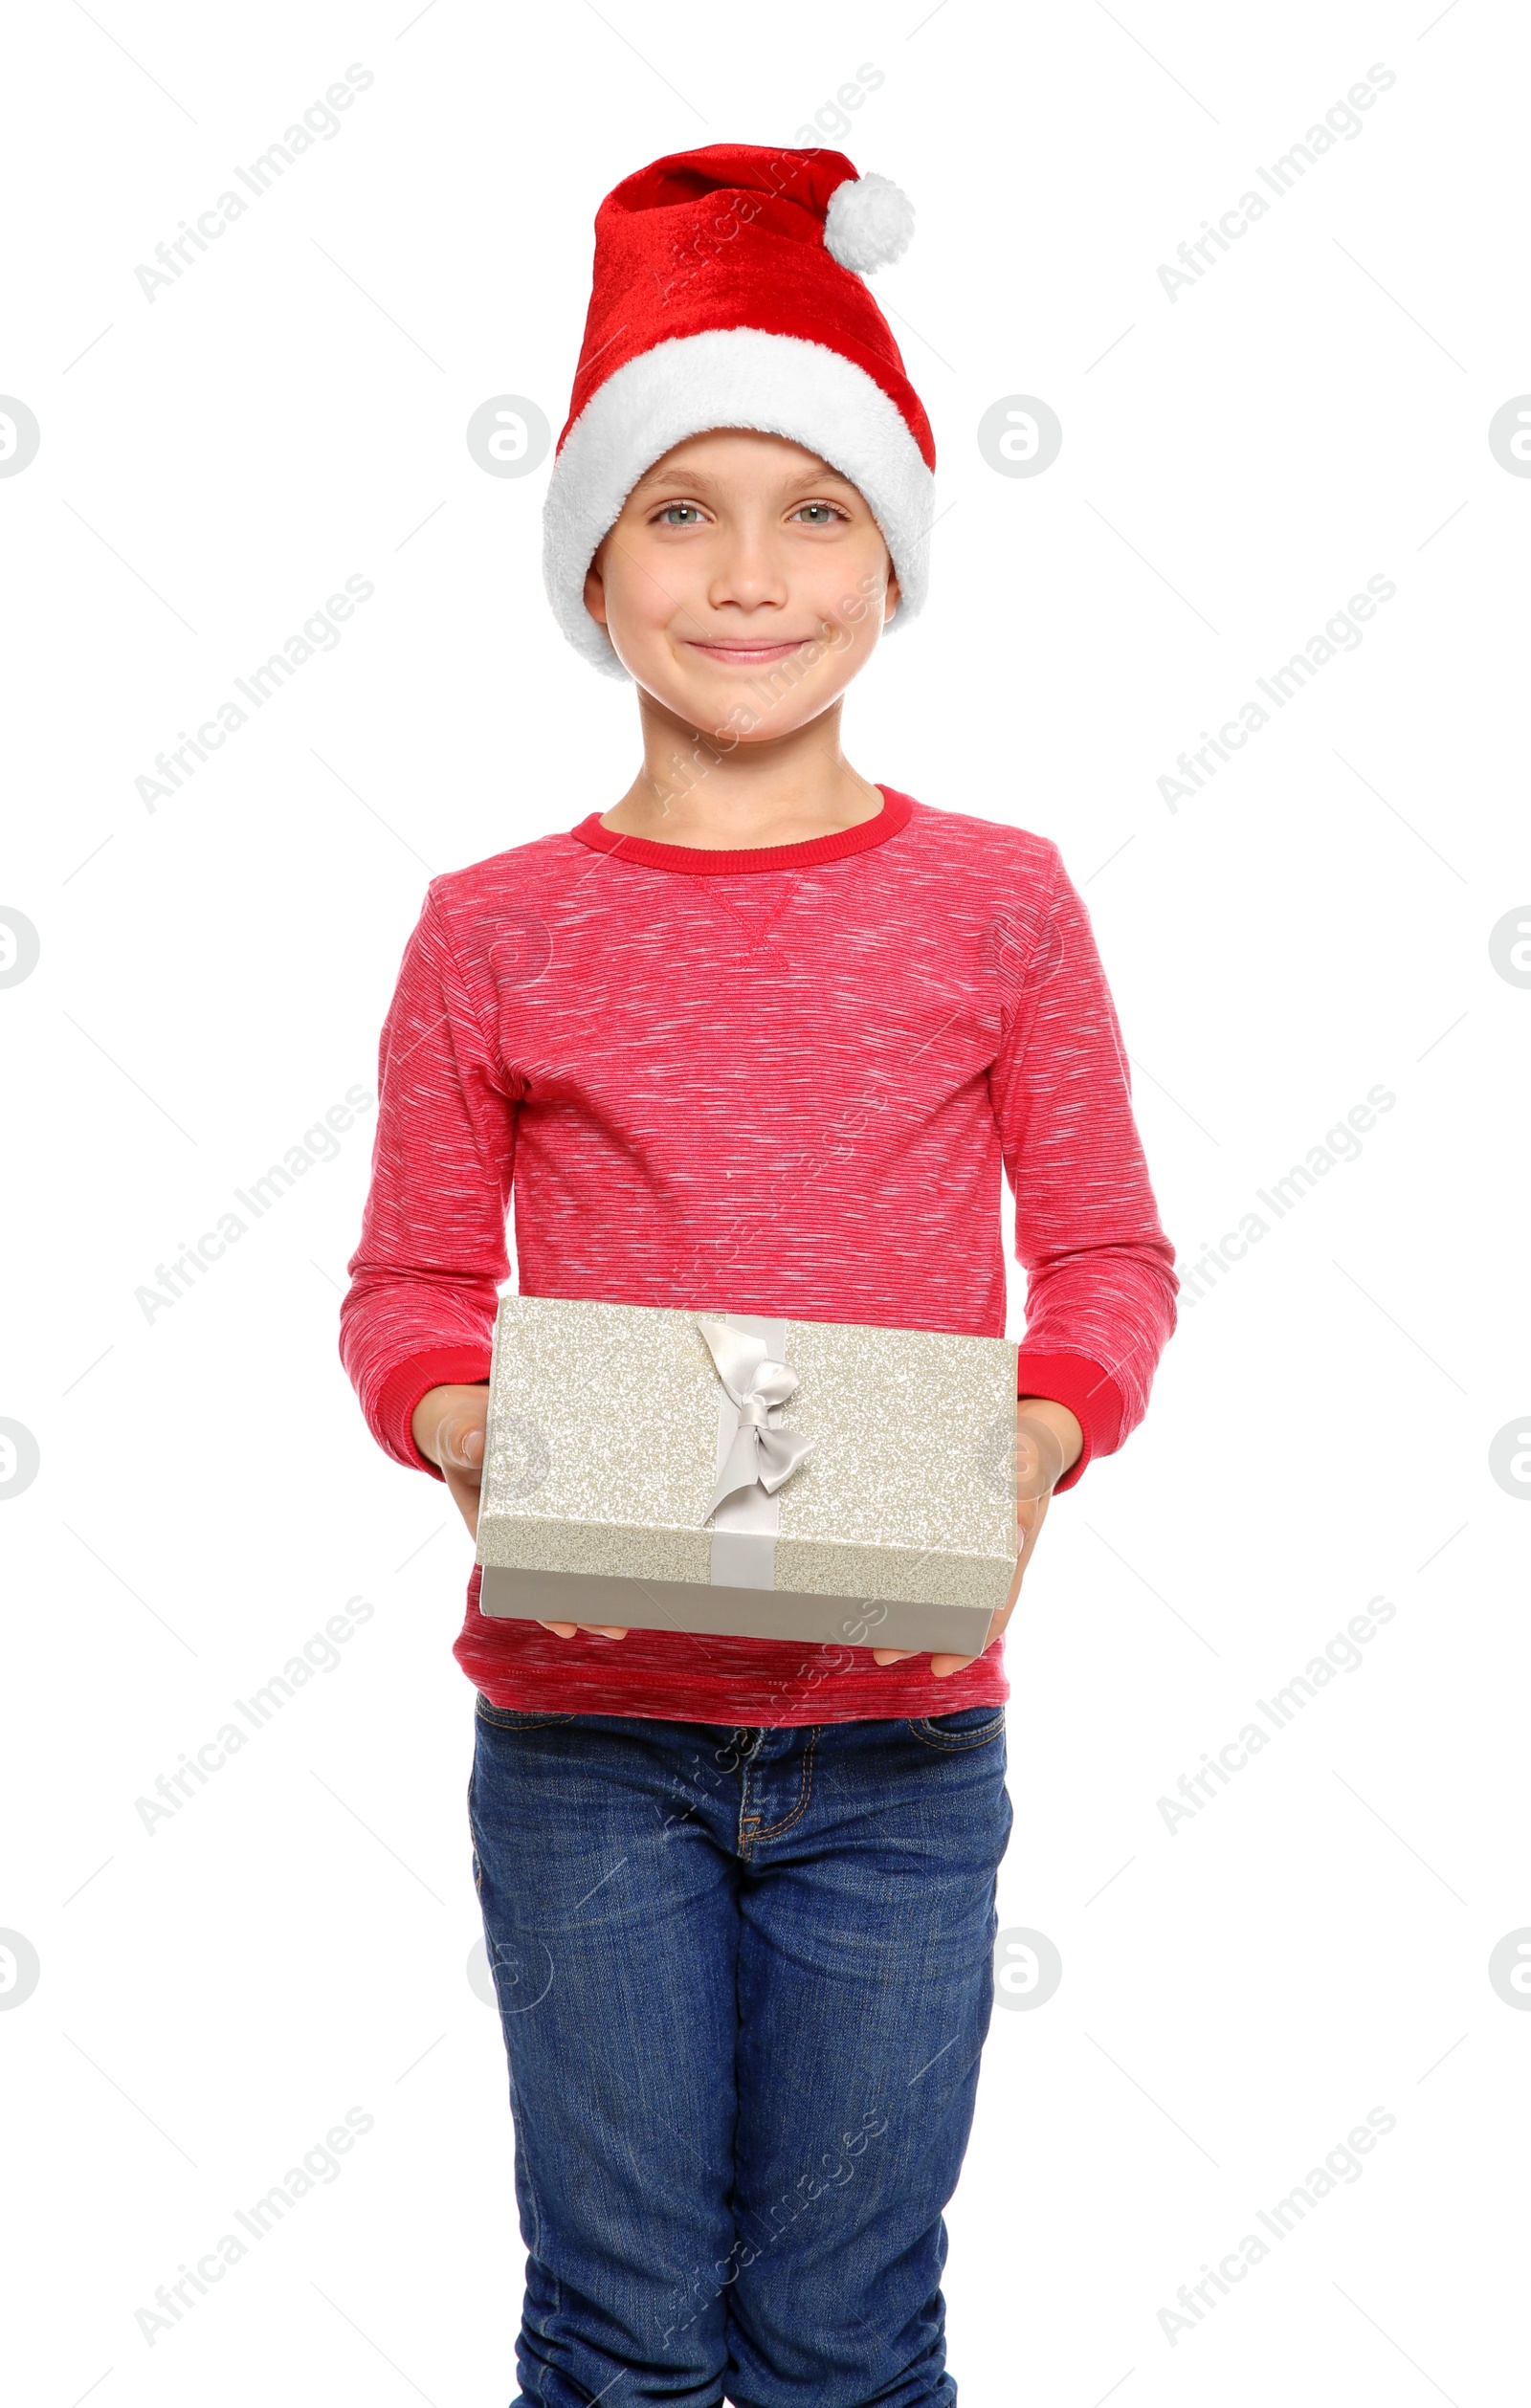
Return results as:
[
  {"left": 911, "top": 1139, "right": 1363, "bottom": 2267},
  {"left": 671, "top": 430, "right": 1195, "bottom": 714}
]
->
[{"left": 697, "top": 1317, "right": 814, "bottom": 1520}]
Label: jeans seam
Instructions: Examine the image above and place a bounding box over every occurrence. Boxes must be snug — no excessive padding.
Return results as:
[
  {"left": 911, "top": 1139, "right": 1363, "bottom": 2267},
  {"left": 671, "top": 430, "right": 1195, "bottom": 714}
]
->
[
  {"left": 467, "top": 1760, "right": 482, "bottom": 1892},
  {"left": 476, "top": 1700, "right": 574, "bottom": 1729},
  {"left": 740, "top": 1727, "right": 820, "bottom": 1852},
  {"left": 907, "top": 1712, "right": 1007, "bottom": 1753},
  {"left": 509, "top": 2067, "right": 562, "bottom": 2365}
]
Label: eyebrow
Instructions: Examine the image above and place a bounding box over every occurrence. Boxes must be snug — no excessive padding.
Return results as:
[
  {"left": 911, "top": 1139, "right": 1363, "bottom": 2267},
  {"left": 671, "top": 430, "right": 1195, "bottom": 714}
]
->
[{"left": 634, "top": 461, "right": 863, "bottom": 497}]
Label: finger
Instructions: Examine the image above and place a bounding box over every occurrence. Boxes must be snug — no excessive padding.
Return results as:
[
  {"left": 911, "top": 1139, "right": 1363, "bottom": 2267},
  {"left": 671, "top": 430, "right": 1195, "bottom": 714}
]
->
[
  {"left": 442, "top": 1420, "right": 485, "bottom": 1475},
  {"left": 577, "top": 1624, "right": 628, "bottom": 1639},
  {"left": 871, "top": 1647, "right": 921, "bottom": 1666},
  {"left": 536, "top": 1620, "right": 579, "bottom": 1637},
  {"left": 1014, "top": 1417, "right": 1066, "bottom": 1501},
  {"left": 445, "top": 1470, "right": 482, "bottom": 1537},
  {"left": 928, "top": 1654, "right": 978, "bottom": 1677}
]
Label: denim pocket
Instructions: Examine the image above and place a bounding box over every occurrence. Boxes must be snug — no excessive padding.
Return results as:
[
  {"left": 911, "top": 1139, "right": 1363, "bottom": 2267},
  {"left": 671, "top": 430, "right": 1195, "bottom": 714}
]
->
[
  {"left": 474, "top": 1696, "right": 577, "bottom": 1730},
  {"left": 907, "top": 1704, "right": 1007, "bottom": 1752}
]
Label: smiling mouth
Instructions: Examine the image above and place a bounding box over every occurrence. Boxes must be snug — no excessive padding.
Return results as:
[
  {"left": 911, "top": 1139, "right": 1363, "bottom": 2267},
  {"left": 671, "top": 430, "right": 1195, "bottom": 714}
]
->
[{"left": 681, "top": 636, "right": 818, "bottom": 664}]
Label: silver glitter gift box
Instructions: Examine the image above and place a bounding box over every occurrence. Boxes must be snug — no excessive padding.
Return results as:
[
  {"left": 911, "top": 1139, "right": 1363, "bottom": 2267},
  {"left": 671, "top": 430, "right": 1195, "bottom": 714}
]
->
[{"left": 475, "top": 1295, "right": 1020, "bottom": 1654}]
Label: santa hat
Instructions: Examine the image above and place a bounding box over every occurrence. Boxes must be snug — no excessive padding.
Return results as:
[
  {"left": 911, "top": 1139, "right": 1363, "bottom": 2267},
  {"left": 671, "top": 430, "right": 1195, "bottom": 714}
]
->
[{"left": 542, "top": 142, "right": 937, "bottom": 678}]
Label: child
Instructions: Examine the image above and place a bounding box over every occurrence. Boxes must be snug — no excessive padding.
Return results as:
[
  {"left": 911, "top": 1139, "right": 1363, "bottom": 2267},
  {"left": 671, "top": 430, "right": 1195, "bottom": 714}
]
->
[{"left": 341, "top": 143, "right": 1177, "bottom": 2408}]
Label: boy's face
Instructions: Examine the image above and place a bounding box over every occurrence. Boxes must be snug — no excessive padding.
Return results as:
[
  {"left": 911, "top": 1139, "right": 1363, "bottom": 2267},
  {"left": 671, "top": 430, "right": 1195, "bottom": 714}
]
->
[{"left": 582, "top": 429, "right": 899, "bottom": 740}]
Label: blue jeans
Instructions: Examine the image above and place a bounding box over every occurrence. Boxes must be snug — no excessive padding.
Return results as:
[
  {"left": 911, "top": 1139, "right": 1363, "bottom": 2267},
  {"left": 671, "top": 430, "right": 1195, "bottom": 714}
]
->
[{"left": 467, "top": 1700, "right": 1013, "bottom": 2408}]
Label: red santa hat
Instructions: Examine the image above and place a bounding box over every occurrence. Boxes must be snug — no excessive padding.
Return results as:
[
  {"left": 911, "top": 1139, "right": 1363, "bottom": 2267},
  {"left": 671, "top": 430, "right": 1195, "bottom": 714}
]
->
[{"left": 542, "top": 142, "right": 937, "bottom": 678}]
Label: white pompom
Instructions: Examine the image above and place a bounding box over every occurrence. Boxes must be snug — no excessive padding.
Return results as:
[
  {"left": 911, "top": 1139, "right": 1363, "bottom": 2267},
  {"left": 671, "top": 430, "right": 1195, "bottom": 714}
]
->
[{"left": 823, "top": 171, "right": 915, "bottom": 276}]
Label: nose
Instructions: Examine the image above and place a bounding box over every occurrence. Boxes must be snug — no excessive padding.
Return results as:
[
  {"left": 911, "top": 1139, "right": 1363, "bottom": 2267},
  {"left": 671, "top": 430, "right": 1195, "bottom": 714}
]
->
[{"left": 706, "top": 518, "right": 789, "bottom": 615}]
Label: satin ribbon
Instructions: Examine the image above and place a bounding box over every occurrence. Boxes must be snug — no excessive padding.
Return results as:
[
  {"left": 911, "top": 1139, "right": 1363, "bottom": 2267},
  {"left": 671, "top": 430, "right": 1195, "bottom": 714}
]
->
[{"left": 697, "top": 1316, "right": 813, "bottom": 1521}]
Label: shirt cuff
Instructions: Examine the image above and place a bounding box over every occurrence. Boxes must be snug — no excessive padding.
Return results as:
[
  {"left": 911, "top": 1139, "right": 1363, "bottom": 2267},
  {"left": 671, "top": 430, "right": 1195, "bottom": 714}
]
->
[
  {"left": 376, "top": 1346, "right": 494, "bottom": 1479},
  {"left": 1012, "top": 1350, "right": 1125, "bottom": 1494}
]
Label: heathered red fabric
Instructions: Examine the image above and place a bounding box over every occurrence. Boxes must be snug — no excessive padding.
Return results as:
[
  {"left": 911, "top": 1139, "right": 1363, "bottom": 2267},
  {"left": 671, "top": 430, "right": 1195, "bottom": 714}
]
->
[{"left": 339, "top": 787, "right": 1178, "bottom": 1725}]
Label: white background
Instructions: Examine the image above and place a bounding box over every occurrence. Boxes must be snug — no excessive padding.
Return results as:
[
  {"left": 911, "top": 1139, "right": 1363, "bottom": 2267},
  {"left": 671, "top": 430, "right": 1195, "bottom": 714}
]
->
[{"left": 2, "top": 2, "right": 1526, "bottom": 2402}]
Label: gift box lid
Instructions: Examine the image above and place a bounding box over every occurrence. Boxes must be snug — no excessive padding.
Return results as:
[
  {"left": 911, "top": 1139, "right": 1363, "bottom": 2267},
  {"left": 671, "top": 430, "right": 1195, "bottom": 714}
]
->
[{"left": 475, "top": 1295, "right": 1019, "bottom": 1611}]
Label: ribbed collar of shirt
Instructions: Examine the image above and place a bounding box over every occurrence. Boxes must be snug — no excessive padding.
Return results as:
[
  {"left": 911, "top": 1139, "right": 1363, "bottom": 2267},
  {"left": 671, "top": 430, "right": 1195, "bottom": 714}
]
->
[{"left": 567, "top": 784, "right": 914, "bottom": 874}]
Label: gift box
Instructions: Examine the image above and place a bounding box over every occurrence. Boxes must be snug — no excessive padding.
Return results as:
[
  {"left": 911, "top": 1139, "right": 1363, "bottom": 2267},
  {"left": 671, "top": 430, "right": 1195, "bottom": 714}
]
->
[{"left": 474, "top": 1296, "right": 1020, "bottom": 1654}]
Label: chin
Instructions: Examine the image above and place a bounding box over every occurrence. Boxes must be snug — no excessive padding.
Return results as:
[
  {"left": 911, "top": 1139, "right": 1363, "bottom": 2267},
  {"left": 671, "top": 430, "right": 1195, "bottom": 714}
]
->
[{"left": 635, "top": 669, "right": 726, "bottom": 720}]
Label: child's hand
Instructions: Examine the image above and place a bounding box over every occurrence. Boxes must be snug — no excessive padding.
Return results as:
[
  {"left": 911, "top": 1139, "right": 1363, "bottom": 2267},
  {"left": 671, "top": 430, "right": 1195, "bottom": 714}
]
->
[
  {"left": 871, "top": 1399, "right": 1082, "bottom": 1679},
  {"left": 410, "top": 1383, "right": 628, "bottom": 1644},
  {"left": 411, "top": 1383, "right": 490, "bottom": 1533}
]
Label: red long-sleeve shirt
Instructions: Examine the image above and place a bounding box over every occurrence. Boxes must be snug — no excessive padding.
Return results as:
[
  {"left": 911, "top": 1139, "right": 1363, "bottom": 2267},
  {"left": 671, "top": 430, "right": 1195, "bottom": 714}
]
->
[{"left": 339, "top": 785, "right": 1178, "bottom": 1723}]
